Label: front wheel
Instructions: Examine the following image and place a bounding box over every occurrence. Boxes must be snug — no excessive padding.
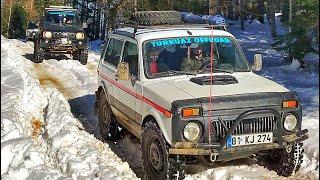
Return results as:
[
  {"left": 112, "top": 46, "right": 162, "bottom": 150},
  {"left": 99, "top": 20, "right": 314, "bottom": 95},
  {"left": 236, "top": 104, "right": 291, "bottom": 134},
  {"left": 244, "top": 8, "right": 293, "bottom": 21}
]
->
[
  {"left": 33, "top": 44, "right": 44, "bottom": 63},
  {"left": 79, "top": 49, "right": 88, "bottom": 65},
  {"left": 142, "top": 121, "right": 186, "bottom": 180},
  {"left": 258, "top": 142, "right": 304, "bottom": 177}
]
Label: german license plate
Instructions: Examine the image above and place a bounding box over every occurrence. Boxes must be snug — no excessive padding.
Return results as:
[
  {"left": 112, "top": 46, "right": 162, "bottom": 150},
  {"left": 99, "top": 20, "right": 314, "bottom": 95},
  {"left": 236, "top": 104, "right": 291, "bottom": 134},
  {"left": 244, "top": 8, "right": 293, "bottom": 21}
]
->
[
  {"left": 61, "top": 38, "right": 68, "bottom": 44},
  {"left": 226, "top": 132, "right": 273, "bottom": 148}
]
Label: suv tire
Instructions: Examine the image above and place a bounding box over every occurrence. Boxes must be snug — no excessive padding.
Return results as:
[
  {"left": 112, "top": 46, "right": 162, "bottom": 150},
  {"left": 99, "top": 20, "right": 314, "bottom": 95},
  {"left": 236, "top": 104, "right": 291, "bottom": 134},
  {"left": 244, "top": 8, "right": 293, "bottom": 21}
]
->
[
  {"left": 258, "top": 142, "right": 304, "bottom": 177},
  {"left": 142, "top": 121, "right": 186, "bottom": 180},
  {"left": 33, "top": 43, "right": 44, "bottom": 63},
  {"left": 79, "top": 49, "right": 88, "bottom": 65},
  {"left": 132, "top": 11, "right": 181, "bottom": 25},
  {"left": 98, "top": 92, "right": 122, "bottom": 141},
  {"left": 72, "top": 51, "right": 79, "bottom": 60}
]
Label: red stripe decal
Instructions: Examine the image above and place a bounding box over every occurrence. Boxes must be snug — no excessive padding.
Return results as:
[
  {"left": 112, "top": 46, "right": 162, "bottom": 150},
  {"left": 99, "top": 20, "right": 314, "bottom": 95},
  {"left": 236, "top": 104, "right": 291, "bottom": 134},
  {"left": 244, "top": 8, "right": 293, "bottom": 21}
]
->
[{"left": 98, "top": 72, "right": 172, "bottom": 117}]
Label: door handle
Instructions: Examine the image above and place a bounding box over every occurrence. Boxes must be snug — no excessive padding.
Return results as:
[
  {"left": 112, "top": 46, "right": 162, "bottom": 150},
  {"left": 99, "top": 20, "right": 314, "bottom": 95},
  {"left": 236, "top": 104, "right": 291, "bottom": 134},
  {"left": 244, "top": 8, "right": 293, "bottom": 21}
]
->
[{"left": 115, "top": 74, "right": 118, "bottom": 81}]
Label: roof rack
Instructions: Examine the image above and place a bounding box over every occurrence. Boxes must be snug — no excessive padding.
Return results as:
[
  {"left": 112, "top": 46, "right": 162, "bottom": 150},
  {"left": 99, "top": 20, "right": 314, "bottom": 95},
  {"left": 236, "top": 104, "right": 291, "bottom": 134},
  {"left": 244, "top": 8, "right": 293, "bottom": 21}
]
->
[
  {"left": 113, "top": 21, "right": 227, "bottom": 38},
  {"left": 48, "top": 5, "right": 74, "bottom": 9},
  {"left": 45, "top": 6, "right": 76, "bottom": 11}
]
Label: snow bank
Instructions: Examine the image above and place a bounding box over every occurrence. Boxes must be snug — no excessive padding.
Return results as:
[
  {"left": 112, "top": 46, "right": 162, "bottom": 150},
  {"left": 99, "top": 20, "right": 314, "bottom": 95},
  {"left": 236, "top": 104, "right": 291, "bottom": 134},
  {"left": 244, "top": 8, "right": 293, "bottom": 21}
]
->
[{"left": 1, "top": 36, "right": 138, "bottom": 179}]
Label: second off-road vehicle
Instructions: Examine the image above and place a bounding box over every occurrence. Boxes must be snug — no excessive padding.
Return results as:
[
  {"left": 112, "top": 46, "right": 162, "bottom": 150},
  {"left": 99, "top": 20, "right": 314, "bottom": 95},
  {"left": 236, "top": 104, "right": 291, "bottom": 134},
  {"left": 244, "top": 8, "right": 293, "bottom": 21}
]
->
[
  {"left": 33, "top": 6, "right": 88, "bottom": 64},
  {"left": 94, "top": 12, "right": 308, "bottom": 179}
]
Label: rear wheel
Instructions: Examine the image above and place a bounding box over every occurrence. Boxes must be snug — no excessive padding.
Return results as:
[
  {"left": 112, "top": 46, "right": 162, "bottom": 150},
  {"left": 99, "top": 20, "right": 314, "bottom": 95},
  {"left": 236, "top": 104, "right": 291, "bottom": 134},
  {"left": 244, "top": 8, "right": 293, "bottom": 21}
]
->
[
  {"left": 33, "top": 43, "right": 44, "bottom": 63},
  {"left": 142, "top": 121, "right": 186, "bottom": 180},
  {"left": 97, "top": 92, "right": 122, "bottom": 141}
]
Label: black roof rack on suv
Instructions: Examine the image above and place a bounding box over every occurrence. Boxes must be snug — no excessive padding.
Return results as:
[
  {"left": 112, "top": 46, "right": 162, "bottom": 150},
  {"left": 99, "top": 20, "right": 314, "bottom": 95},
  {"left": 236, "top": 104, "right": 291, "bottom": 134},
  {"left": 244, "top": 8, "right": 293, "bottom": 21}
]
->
[{"left": 113, "top": 23, "right": 227, "bottom": 38}]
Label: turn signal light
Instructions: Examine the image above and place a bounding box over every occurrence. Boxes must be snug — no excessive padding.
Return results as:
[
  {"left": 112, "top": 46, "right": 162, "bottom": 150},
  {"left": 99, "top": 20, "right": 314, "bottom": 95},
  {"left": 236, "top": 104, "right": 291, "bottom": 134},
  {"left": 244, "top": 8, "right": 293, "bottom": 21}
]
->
[
  {"left": 182, "top": 108, "right": 201, "bottom": 117},
  {"left": 282, "top": 100, "right": 298, "bottom": 108}
]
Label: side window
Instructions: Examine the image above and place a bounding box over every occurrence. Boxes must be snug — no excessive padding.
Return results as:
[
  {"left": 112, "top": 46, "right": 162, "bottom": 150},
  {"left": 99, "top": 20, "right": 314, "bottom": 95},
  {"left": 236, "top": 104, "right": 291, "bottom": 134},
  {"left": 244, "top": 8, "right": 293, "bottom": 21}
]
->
[
  {"left": 100, "top": 38, "right": 109, "bottom": 61},
  {"left": 104, "top": 38, "right": 124, "bottom": 67},
  {"left": 122, "top": 41, "right": 138, "bottom": 76}
]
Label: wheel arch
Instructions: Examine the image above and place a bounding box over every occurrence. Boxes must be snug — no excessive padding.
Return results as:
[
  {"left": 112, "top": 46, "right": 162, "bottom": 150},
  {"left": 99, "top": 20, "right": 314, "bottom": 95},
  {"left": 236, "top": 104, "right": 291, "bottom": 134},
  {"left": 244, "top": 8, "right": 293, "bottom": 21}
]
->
[
  {"left": 142, "top": 109, "right": 172, "bottom": 145},
  {"left": 98, "top": 81, "right": 108, "bottom": 98}
]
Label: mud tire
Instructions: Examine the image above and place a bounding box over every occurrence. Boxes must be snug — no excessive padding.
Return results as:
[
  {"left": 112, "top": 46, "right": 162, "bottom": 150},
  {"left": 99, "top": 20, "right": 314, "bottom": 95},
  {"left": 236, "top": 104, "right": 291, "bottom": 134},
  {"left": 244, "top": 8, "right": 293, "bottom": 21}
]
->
[
  {"left": 72, "top": 51, "right": 79, "bottom": 60},
  {"left": 79, "top": 49, "right": 88, "bottom": 65},
  {"left": 141, "top": 121, "right": 186, "bottom": 180},
  {"left": 33, "top": 43, "right": 44, "bottom": 63},
  {"left": 98, "top": 92, "right": 122, "bottom": 141},
  {"left": 132, "top": 11, "right": 181, "bottom": 25},
  {"left": 258, "top": 142, "right": 304, "bottom": 177}
]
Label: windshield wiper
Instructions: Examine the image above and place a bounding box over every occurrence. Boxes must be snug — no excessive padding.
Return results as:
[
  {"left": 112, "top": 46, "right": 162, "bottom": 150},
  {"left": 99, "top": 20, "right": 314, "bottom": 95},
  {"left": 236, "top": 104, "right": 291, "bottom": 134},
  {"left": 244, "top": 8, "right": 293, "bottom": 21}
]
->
[
  {"left": 154, "top": 70, "right": 197, "bottom": 77},
  {"left": 198, "top": 68, "right": 233, "bottom": 74}
]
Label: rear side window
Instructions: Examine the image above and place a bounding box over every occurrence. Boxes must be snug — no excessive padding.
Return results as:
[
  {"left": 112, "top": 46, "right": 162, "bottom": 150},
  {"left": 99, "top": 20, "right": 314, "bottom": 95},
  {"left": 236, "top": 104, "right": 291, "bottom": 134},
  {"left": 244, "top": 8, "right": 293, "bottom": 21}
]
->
[
  {"left": 122, "top": 41, "right": 138, "bottom": 76},
  {"left": 104, "top": 38, "right": 124, "bottom": 67}
]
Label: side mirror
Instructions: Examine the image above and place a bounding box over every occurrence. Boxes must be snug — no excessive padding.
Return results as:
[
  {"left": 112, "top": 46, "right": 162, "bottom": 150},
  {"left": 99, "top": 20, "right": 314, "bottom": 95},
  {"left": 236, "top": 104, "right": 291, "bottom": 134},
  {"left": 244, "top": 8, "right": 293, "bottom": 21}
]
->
[
  {"left": 252, "top": 54, "right": 262, "bottom": 71},
  {"left": 83, "top": 22, "right": 88, "bottom": 29},
  {"left": 117, "top": 62, "right": 130, "bottom": 80}
]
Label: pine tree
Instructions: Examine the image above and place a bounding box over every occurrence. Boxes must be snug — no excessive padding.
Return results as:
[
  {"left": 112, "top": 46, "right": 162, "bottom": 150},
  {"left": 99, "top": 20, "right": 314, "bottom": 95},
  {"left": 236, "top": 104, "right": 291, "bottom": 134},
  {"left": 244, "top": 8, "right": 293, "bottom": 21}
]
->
[
  {"left": 273, "top": 0, "right": 319, "bottom": 67},
  {"left": 8, "top": 3, "right": 28, "bottom": 39}
]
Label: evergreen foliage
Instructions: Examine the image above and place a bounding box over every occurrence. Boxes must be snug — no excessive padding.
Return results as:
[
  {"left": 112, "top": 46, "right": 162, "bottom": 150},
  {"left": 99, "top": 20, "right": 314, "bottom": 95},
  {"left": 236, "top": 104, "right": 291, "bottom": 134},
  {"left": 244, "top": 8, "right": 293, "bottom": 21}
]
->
[
  {"left": 8, "top": 3, "right": 28, "bottom": 39},
  {"left": 273, "top": 0, "right": 319, "bottom": 67}
]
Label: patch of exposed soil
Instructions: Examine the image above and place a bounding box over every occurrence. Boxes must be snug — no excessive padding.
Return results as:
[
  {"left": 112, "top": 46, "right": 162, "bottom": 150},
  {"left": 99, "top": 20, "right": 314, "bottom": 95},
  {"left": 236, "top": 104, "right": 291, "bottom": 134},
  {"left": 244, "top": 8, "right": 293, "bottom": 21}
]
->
[{"left": 33, "top": 63, "right": 75, "bottom": 99}]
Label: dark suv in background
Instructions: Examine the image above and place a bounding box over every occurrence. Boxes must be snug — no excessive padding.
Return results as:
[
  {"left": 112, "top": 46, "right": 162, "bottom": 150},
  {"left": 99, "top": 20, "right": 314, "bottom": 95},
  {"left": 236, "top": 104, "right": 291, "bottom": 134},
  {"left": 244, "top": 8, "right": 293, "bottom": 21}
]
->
[
  {"left": 25, "top": 21, "right": 39, "bottom": 41},
  {"left": 33, "top": 6, "right": 88, "bottom": 65}
]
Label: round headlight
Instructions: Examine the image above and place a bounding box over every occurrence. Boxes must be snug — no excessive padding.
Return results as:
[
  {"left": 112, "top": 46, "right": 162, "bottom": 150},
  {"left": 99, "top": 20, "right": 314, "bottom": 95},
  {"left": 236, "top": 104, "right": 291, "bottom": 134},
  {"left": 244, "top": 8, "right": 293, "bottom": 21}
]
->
[
  {"left": 43, "top": 31, "right": 52, "bottom": 38},
  {"left": 183, "top": 122, "right": 201, "bottom": 142},
  {"left": 283, "top": 113, "right": 297, "bottom": 131},
  {"left": 76, "top": 32, "right": 84, "bottom": 40}
]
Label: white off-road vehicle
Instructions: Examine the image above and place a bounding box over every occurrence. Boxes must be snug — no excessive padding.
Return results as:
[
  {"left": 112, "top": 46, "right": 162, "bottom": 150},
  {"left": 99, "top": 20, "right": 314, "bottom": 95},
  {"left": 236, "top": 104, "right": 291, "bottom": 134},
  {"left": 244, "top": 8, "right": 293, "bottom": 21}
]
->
[{"left": 95, "top": 24, "right": 308, "bottom": 179}]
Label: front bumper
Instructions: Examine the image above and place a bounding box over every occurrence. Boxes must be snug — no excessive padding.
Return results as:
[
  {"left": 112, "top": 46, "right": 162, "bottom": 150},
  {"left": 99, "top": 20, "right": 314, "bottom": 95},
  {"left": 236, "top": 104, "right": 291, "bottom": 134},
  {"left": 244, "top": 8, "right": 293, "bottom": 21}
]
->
[
  {"left": 169, "top": 129, "right": 308, "bottom": 155},
  {"left": 169, "top": 107, "right": 308, "bottom": 161},
  {"left": 39, "top": 38, "right": 87, "bottom": 53}
]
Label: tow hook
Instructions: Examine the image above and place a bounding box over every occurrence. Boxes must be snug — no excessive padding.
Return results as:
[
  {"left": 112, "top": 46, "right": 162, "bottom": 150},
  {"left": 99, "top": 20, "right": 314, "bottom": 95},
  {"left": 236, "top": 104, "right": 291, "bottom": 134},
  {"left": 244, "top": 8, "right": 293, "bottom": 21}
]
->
[
  {"left": 285, "top": 144, "right": 292, "bottom": 153},
  {"left": 209, "top": 150, "right": 217, "bottom": 163}
]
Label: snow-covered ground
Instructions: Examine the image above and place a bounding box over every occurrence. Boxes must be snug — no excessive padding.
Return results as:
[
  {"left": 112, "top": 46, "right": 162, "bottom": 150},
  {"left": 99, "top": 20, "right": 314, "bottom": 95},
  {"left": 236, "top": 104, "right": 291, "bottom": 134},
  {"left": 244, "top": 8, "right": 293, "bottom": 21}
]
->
[
  {"left": 1, "top": 15, "right": 318, "bottom": 179},
  {"left": 1, "top": 38, "right": 138, "bottom": 179}
]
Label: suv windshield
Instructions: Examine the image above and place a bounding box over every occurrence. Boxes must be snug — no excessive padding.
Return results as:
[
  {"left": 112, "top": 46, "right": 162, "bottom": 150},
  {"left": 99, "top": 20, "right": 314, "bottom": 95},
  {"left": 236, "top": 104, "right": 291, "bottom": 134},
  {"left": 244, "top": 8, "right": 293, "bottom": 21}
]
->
[
  {"left": 143, "top": 36, "right": 250, "bottom": 78},
  {"left": 28, "top": 22, "right": 38, "bottom": 29},
  {"left": 44, "top": 10, "right": 80, "bottom": 27}
]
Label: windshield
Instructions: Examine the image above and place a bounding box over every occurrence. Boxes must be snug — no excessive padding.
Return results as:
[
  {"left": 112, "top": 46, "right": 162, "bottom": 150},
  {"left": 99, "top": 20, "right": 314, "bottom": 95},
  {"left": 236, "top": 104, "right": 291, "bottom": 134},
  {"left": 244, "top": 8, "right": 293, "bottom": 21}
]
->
[
  {"left": 143, "top": 36, "right": 250, "bottom": 78},
  {"left": 44, "top": 10, "right": 80, "bottom": 27},
  {"left": 28, "top": 22, "right": 38, "bottom": 29}
]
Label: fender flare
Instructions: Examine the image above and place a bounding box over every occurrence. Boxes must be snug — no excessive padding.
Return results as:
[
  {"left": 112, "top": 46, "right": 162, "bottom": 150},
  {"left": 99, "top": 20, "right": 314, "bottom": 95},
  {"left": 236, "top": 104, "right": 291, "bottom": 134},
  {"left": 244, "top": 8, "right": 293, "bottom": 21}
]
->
[
  {"left": 98, "top": 80, "right": 111, "bottom": 103},
  {"left": 143, "top": 108, "right": 172, "bottom": 145}
]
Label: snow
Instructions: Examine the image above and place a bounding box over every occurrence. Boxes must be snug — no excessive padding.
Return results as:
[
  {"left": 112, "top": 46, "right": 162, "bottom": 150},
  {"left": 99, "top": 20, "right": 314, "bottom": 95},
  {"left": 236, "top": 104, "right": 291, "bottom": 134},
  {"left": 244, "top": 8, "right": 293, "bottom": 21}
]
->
[
  {"left": 1, "top": 36, "right": 138, "bottom": 179},
  {"left": 1, "top": 13, "right": 319, "bottom": 180}
]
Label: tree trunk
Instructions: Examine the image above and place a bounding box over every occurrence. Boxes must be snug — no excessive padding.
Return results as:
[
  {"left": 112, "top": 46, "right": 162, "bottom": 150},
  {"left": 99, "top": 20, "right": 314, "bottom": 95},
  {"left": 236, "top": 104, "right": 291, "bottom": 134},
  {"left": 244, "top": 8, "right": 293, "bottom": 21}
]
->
[
  {"left": 7, "top": 0, "right": 12, "bottom": 37},
  {"left": 289, "top": 0, "right": 292, "bottom": 32},
  {"left": 209, "top": 0, "right": 220, "bottom": 15},
  {"left": 134, "top": 0, "right": 137, "bottom": 12},
  {"left": 167, "top": 0, "right": 171, "bottom": 10},
  {"left": 257, "top": 0, "right": 265, "bottom": 23},
  {"left": 268, "top": 0, "right": 276, "bottom": 37},
  {"left": 240, "top": 0, "right": 245, "bottom": 30}
]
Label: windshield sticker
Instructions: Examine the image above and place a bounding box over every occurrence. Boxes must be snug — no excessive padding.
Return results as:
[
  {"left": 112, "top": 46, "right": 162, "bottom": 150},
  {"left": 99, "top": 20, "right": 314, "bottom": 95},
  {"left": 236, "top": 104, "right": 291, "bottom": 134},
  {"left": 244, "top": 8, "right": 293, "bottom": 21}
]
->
[
  {"left": 48, "top": 11, "right": 75, "bottom": 16},
  {"left": 150, "top": 37, "right": 231, "bottom": 47}
]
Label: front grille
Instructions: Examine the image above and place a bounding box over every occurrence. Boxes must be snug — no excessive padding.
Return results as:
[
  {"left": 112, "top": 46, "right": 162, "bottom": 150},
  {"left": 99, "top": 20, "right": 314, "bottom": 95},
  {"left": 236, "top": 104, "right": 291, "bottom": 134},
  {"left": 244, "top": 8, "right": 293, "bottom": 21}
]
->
[
  {"left": 212, "top": 116, "right": 276, "bottom": 137},
  {"left": 52, "top": 32, "right": 75, "bottom": 38}
]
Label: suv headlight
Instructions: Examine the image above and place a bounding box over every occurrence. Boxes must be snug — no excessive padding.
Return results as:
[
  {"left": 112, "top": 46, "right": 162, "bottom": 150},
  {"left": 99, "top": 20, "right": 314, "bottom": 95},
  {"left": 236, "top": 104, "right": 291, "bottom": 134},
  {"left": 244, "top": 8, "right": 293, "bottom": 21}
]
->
[
  {"left": 43, "top": 31, "right": 52, "bottom": 38},
  {"left": 283, "top": 113, "right": 297, "bottom": 131},
  {"left": 76, "top": 32, "right": 85, "bottom": 40},
  {"left": 183, "top": 122, "right": 201, "bottom": 142}
]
